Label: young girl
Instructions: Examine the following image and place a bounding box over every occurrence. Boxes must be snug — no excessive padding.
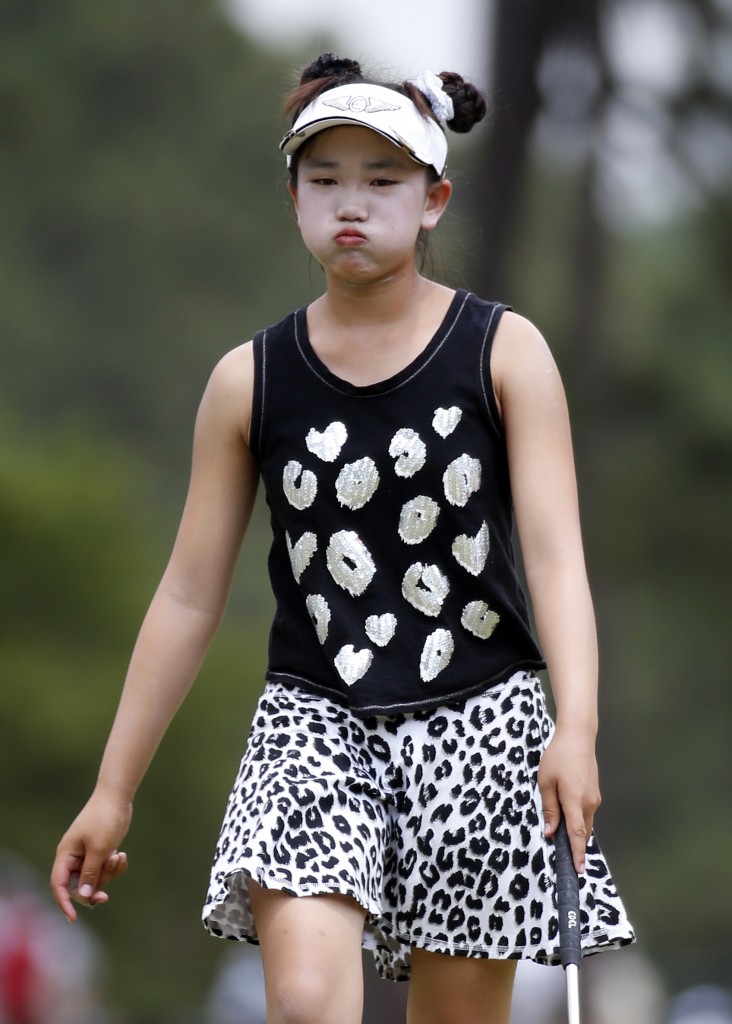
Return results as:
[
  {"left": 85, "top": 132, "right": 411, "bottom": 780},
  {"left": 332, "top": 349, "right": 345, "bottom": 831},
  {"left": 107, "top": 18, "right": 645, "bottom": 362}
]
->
[{"left": 51, "top": 53, "right": 634, "bottom": 1024}]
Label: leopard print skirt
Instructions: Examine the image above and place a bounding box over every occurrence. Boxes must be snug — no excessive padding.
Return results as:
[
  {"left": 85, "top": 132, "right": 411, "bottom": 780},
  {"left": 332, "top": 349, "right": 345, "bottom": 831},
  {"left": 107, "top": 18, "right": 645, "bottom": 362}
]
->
[{"left": 202, "top": 672, "right": 635, "bottom": 981}]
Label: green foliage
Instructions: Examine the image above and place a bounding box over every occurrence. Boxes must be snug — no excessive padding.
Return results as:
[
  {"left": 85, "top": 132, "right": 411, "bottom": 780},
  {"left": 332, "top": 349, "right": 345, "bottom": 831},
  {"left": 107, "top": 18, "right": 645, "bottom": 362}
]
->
[
  {"left": 0, "top": 419, "right": 273, "bottom": 1013},
  {"left": 1, "top": 0, "right": 312, "bottom": 473},
  {"left": 0, "top": 1, "right": 296, "bottom": 1011},
  {"left": 0, "top": 427, "right": 155, "bottom": 644}
]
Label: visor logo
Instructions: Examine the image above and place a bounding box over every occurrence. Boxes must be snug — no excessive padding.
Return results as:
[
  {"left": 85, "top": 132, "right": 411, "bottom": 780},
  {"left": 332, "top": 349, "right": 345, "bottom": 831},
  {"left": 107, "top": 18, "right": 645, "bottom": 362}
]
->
[{"left": 323, "top": 95, "right": 400, "bottom": 114}]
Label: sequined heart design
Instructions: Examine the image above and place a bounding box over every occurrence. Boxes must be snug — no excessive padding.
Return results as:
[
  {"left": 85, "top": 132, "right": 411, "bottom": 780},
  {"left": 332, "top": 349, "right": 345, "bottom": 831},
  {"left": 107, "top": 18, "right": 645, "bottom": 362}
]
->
[
  {"left": 306, "top": 421, "right": 347, "bottom": 463},
  {"left": 286, "top": 530, "right": 317, "bottom": 582},
  {"left": 282, "top": 460, "right": 317, "bottom": 510},
  {"left": 306, "top": 594, "right": 331, "bottom": 644},
  {"left": 452, "top": 522, "right": 490, "bottom": 576},
  {"left": 334, "top": 644, "right": 373, "bottom": 686},
  {"left": 461, "top": 600, "right": 500, "bottom": 639},
  {"left": 433, "top": 406, "right": 462, "bottom": 438},
  {"left": 365, "top": 613, "right": 396, "bottom": 647},
  {"left": 420, "top": 628, "right": 455, "bottom": 682}
]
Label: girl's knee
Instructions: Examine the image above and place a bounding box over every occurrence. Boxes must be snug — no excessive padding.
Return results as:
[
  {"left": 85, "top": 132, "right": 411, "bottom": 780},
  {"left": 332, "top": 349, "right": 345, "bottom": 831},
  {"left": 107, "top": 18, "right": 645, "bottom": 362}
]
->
[
  {"left": 250, "top": 887, "right": 365, "bottom": 1024},
  {"left": 407, "top": 950, "right": 517, "bottom": 1024},
  {"left": 267, "top": 968, "right": 333, "bottom": 1024}
]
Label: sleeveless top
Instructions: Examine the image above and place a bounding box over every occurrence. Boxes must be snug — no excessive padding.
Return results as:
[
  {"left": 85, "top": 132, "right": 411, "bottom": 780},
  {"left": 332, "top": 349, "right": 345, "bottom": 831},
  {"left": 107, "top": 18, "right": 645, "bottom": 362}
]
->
[{"left": 249, "top": 289, "right": 545, "bottom": 716}]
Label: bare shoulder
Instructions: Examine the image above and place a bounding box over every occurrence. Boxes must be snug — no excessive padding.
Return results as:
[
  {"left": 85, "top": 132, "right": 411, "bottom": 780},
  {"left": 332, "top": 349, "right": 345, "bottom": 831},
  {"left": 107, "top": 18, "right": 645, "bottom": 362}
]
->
[
  {"left": 198, "top": 341, "right": 255, "bottom": 442},
  {"left": 206, "top": 340, "right": 255, "bottom": 400},
  {"left": 491, "top": 310, "right": 565, "bottom": 417},
  {"left": 492, "top": 310, "right": 557, "bottom": 373}
]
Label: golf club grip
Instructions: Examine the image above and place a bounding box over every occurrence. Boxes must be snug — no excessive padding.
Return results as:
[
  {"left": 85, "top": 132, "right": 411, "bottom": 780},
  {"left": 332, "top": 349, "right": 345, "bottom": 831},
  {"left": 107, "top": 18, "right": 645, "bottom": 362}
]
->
[{"left": 555, "top": 818, "right": 582, "bottom": 969}]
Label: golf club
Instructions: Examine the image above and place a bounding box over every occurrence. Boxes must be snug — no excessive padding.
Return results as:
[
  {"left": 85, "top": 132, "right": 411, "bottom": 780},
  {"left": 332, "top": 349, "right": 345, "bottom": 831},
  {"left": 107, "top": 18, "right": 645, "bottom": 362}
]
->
[{"left": 555, "top": 817, "right": 582, "bottom": 1024}]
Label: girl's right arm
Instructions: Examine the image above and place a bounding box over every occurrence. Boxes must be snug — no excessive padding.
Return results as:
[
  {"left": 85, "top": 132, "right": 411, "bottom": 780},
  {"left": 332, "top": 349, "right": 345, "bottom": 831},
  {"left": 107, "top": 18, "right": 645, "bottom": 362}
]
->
[{"left": 50, "top": 342, "right": 259, "bottom": 922}]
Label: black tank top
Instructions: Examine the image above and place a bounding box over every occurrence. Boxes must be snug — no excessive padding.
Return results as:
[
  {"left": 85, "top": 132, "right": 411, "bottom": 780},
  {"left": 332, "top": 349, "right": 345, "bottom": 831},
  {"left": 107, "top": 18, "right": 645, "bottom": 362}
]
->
[{"left": 250, "top": 289, "right": 545, "bottom": 716}]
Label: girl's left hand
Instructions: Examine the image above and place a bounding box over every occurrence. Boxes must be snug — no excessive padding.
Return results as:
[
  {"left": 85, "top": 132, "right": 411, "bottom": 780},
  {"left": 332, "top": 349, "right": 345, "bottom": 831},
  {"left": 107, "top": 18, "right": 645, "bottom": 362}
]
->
[
  {"left": 69, "top": 849, "right": 129, "bottom": 904},
  {"left": 537, "top": 726, "right": 601, "bottom": 874}
]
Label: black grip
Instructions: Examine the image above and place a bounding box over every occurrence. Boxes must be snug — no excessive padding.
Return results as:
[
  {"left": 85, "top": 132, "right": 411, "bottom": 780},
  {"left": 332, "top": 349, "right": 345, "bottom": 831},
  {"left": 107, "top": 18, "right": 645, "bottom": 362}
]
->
[{"left": 555, "top": 818, "right": 582, "bottom": 968}]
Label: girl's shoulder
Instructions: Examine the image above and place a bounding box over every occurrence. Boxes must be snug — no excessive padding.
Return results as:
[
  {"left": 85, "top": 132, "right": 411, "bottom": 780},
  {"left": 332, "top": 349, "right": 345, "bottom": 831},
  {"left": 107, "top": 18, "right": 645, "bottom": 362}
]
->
[
  {"left": 492, "top": 309, "right": 556, "bottom": 377},
  {"left": 198, "top": 341, "right": 256, "bottom": 443},
  {"left": 490, "top": 310, "right": 564, "bottom": 418},
  {"left": 207, "top": 340, "right": 255, "bottom": 401},
  {"left": 493, "top": 308, "right": 548, "bottom": 348},
  {"left": 202, "top": 304, "right": 301, "bottom": 443}
]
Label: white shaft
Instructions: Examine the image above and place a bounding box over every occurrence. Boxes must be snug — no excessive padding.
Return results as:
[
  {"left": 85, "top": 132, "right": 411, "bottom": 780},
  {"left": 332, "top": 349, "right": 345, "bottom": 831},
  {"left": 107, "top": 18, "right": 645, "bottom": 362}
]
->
[{"left": 565, "top": 964, "right": 581, "bottom": 1024}]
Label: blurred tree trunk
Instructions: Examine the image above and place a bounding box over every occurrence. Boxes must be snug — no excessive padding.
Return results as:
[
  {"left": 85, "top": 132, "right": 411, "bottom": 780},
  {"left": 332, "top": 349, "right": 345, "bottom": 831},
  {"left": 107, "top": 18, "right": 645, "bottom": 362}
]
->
[
  {"left": 472, "top": 0, "right": 605, "bottom": 301},
  {"left": 470, "top": 0, "right": 625, "bottom": 824},
  {"left": 470, "top": 0, "right": 615, "bottom": 498},
  {"left": 471, "top": 0, "right": 549, "bottom": 299},
  {"left": 470, "top": 0, "right": 620, "bottom": 482}
]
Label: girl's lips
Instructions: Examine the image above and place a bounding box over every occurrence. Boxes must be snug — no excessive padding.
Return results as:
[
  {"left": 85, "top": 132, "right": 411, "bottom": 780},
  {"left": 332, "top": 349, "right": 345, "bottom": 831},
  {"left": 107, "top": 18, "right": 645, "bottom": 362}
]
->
[{"left": 335, "top": 230, "right": 367, "bottom": 246}]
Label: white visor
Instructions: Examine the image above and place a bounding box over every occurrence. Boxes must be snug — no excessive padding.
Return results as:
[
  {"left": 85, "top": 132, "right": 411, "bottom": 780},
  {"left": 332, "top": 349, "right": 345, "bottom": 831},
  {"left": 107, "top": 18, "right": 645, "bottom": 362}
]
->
[{"left": 280, "top": 83, "right": 448, "bottom": 177}]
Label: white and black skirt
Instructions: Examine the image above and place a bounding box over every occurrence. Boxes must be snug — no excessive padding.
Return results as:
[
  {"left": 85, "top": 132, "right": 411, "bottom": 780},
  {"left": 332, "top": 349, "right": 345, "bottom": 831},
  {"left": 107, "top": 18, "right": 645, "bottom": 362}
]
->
[{"left": 202, "top": 672, "right": 635, "bottom": 981}]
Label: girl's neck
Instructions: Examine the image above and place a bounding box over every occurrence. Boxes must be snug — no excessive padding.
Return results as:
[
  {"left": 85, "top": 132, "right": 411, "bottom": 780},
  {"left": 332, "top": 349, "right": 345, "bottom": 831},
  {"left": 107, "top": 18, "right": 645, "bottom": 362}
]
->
[
  {"left": 314, "top": 271, "right": 442, "bottom": 330},
  {"left": 305, "top": 273, "right": 456, "bottom": 388}
]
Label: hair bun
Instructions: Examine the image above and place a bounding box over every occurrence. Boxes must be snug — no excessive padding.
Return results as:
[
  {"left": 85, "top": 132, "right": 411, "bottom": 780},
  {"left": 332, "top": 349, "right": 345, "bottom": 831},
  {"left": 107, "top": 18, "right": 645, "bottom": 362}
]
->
[
  {"left": 301, "top": 53, "right": 362, "bottom": 84},
  {"left": 439, "top": 72, "right": 487, "bottom": 134}
]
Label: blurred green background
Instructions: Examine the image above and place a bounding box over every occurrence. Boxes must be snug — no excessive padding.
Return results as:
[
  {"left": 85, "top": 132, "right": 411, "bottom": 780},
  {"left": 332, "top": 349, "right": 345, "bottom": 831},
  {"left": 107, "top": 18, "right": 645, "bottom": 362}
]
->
[{"left": 2, "top": 0, "right": 731, "bottom": 1019}]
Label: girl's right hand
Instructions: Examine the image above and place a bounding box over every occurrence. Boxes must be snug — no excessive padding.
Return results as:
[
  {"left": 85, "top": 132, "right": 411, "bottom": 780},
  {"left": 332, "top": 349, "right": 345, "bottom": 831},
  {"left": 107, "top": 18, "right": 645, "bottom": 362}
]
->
[{"left": 50, "top": 792, "right": 132, "bottom": 922}]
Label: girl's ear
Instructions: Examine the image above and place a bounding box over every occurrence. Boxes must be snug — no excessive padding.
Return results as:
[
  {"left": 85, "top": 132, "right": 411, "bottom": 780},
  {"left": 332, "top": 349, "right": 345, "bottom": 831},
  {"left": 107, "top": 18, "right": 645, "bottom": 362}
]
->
[
  {"left": 421, "top": 178, "right": 452, "bottom": 232},
  {"left": 287, "top": 179, "right": 300, "bottom": 223}
]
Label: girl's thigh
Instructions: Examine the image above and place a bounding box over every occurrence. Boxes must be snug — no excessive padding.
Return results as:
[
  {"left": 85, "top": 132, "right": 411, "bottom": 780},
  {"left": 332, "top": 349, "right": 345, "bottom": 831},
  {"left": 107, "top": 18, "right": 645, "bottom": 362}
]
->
[
  {"left": 248, "top": 879, "right": 366, "bottom": 1024},
  {"left": 407, "top": 947, "right": 517, "bottom": 1024}
]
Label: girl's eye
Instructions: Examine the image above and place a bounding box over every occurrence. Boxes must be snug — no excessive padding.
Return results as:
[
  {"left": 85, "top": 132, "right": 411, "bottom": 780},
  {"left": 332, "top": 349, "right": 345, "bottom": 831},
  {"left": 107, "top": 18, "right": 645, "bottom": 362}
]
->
[{"left": 372, "top": 178, "right": 397, "bottom": 187}]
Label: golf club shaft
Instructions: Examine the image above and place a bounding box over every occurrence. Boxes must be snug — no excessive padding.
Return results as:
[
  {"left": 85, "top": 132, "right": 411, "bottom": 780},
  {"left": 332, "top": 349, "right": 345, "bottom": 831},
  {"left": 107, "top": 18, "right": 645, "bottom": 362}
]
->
[
  {"left": 565, "top": 963, "right": 581, "bottom": 1024},
  {"left": 555, "top": 818, "right": 582, "bottom": 1024}
]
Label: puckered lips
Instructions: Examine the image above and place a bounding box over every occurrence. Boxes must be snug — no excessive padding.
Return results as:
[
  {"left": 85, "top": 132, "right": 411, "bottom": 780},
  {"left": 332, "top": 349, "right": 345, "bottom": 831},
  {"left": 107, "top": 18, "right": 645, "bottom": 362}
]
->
[{"left": 334, "top": 228, "right": 367, "bottom": 247}]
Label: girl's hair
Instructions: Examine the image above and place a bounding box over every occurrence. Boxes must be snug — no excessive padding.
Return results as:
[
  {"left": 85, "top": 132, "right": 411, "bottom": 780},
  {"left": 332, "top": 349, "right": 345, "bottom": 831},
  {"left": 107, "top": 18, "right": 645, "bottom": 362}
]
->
[{"left": 283, "top": 53, "right": 487, "bottom": 182}]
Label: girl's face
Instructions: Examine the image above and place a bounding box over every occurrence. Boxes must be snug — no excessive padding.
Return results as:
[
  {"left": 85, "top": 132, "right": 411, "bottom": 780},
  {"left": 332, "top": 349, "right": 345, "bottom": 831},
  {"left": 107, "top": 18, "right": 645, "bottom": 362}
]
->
[{"left": 289, "top": 125, "right": 451, "bottom": 287}]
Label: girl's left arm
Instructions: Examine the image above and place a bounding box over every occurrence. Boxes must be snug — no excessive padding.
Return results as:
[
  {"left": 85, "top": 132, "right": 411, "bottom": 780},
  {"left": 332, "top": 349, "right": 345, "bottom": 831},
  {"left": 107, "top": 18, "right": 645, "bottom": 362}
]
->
[
  {"left": 50, "top": 344, "right": 259, "bottom": 920},
  {"left": 492, "top": 311, "right": 600, "bottom": 874}
]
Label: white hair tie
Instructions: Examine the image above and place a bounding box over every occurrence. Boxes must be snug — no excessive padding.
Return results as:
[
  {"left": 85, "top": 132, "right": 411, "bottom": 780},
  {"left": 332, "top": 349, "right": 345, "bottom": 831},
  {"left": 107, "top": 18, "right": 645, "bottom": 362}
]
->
[{"left": 410, "top": 72, "right": 454, "bottom": 127}]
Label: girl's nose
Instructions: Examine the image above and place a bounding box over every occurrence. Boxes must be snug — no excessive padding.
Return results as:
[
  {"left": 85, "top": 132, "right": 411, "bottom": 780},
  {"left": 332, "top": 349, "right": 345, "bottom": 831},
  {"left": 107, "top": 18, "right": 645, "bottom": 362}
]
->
[{"left": 337, "top": 191, "right": 367, "bottom": 221}]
